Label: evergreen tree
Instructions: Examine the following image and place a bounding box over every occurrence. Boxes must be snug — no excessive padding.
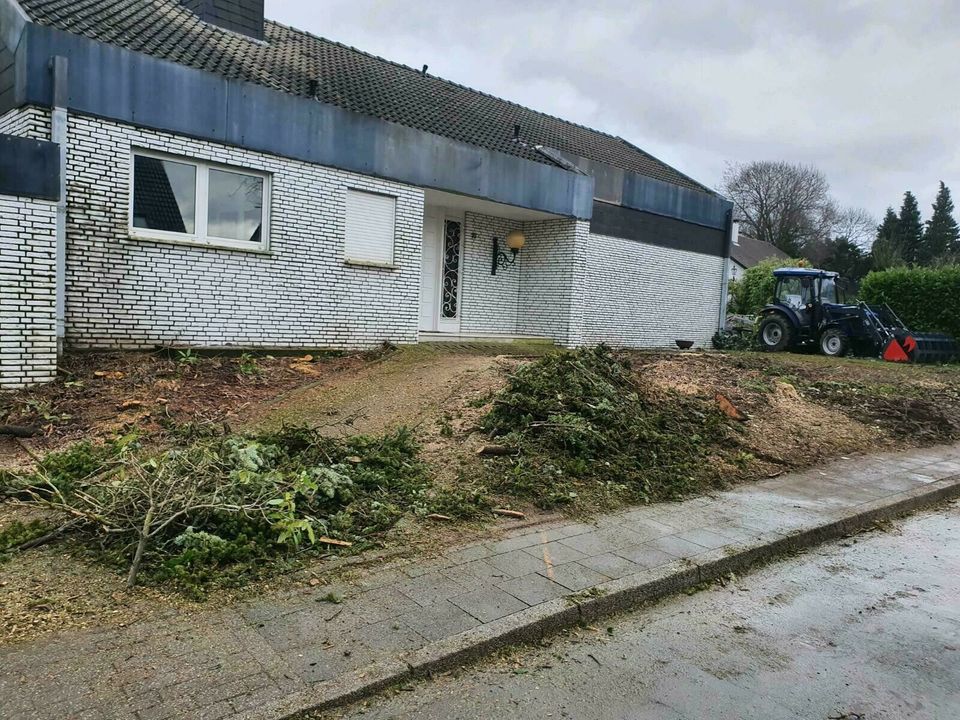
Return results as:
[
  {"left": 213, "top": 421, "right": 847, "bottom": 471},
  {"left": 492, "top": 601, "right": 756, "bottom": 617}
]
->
[
  {"left": 870, "top": 207, "right": 903, "bottom": 270},
  {"left": 897, "top": 191, "right": 923, "bottom": 265},
  {"left": 924, "top": 181, "right": 960, "bottom": 261}
]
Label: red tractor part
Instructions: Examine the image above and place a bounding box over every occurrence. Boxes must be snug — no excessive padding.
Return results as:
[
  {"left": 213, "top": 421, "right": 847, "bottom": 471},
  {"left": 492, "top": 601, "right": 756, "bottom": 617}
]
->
[{"left": 881, "top": 338, "right": 910, "bottom": 363}]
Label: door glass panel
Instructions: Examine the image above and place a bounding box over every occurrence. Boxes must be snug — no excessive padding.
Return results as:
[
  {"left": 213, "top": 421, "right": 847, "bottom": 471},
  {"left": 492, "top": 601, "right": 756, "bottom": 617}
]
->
[
  {"left": 207, "top": 168, "right": 264, "bottom": 243},
  {"left": 441, "top": 220, "right": 461, "bottom": 319}
]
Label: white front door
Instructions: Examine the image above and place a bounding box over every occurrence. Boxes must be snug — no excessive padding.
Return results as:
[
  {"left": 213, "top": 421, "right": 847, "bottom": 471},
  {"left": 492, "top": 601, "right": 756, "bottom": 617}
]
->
[{"left": 419, "top": 209, "right": 463, "bottom": 333}]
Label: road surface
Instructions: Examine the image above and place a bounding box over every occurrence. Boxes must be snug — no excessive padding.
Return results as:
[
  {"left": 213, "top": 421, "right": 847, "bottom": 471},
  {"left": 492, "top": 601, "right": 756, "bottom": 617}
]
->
[{"left": 326, "top": 501, "right": 960, "bottom": 719}]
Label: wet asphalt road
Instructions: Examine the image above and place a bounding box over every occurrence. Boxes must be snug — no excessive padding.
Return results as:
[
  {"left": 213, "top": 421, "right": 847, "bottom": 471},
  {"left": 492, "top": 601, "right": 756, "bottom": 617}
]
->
[{"left": 327, "top": 501, "right": 960, "bottom": 720}]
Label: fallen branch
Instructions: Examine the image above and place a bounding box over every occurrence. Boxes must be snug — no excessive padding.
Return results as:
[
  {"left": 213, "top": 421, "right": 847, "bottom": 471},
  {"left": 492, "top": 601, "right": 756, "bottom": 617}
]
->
[
  {"left": 317, "top": 536, "right": 353, "bottom": 547},
  {"left": 425, "top": 513, "right": 452, "bottom": 521},
  {"left": 492, "top": 508, "right": 525, "bottom": 519},
  {"left": 16, "top": 518, "right": 82, "bottom": 551}
]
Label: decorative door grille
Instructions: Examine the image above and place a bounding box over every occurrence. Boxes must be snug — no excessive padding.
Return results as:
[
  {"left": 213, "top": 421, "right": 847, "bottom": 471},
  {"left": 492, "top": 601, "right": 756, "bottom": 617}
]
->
[{"left": 441, "top": 219, "right": 462, "bottom": 318}]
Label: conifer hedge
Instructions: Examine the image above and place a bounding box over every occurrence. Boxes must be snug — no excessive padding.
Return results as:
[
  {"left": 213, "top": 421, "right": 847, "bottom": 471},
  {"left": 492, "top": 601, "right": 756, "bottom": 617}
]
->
[{"left": 859, "top": 265, "right": 960, "bottom": 339}]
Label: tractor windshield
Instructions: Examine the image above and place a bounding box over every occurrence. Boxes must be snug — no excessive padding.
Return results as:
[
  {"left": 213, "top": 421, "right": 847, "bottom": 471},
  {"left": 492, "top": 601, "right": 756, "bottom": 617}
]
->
[{"left": 821, "top": 277, "right": 840, "bottom": 304}]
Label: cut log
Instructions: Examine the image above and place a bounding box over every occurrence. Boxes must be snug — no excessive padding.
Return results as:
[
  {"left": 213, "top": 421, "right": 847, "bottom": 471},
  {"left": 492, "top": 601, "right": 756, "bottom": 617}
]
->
[
  {"left": 477, "top": 445, "right": 515, "bottom": 456},
  {"left": 492, "top": 508, "right": 525, "bottom": 519},
  {"left": 0, "top": 425, "right": 39, "bottom": 438},
  {"left": 715, "top": 393, "right": 748, "bottom": 422}
]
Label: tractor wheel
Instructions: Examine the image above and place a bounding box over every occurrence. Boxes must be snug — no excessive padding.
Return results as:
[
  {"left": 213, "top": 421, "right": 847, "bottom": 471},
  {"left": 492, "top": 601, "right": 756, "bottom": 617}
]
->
[
  {"left": 759, "top": 315, "right": 793, "bottom": 352},
  {"left": 819, "top": 328, "right": 849, "bottom": 357}
]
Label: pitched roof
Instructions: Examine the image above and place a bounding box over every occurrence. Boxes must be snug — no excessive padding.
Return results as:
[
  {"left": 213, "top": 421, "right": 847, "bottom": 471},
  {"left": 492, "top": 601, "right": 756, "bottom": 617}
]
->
[
  {"left": 18, "top": 0, "right": 711, "bottom": 193},
  {"left": 730, "top": 233, "right": 791, "bottom": 268}
]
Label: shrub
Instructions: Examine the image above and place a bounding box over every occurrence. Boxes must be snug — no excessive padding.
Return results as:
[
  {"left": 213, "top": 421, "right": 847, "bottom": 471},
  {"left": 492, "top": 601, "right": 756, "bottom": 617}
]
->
[
  {"left": 728, "top": 257, "right": 805, "bottom": 315},
  {"left": 860, "top": 265, "right": 960, "bottom": 340},
  {"left": 480, "top": 346, "right": 730, "bottom": 509}
]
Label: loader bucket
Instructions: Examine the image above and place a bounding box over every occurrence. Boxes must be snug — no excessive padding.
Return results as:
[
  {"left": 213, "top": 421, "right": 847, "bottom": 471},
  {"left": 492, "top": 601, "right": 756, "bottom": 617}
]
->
[
  {"left": 904, "top": 332, "right": 959, "bottom": 364},
  {"left": 881, "top": 338, "right": 910, "bottom": 363}
]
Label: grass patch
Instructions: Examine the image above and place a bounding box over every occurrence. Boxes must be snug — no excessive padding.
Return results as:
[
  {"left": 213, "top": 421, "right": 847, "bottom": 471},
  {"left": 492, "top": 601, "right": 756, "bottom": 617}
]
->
[{"left": 480, "top": 346, "right": 730, "bottom": 510}]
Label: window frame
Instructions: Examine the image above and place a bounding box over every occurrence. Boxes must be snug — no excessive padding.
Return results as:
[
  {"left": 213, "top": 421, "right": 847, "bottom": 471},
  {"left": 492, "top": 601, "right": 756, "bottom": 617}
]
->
[
  {"left": 128, "top": 148, "right": 271, "bottom": 253},
  {"left": 343, "top": 187, "right": 398, "bottom": 269}
]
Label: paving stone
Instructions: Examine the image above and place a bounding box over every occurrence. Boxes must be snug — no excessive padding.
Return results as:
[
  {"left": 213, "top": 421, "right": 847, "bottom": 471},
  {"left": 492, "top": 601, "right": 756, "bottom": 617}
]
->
[
  {"left": 398, "top": 600, "right": 481, "bottom": 641},
  {"left": 449, "top": 587, "right": 529, "bottom": 623},
  {"left": 486, "top": 548, "right": 553, "bottom": 578},
  {"left": 539, "top": 562, "right": 609, "bottom": 592},
  {"left": 520, "top": 539, "right": 588, "bottom": 566},
  {"left": 645, "top": 534, "right": 711, "bottom": 559},
  {"left": 397, "top": 571, "right": 469, "bottom": 607},
  {"left": 443, "top": 543, "right": 495, "bottom": 563},
  {"left": 496, "top": 572, "right": 569, "bottom": 605},
  {"left": 577, "top": 552, "right": 643, "bottom": 579},
  {"left": 673, "top": 528, "right": 733, "bottom": 550},
  {"left": 615, "top": 543, "right": 679, "bottom": 569},
  {"left": 536, "top": 522, "right": 597, "bottom": 542},
  {"left": 485, "top": 533, "right": 545, "bottom": 554},
  {"left": 441, "top": 558, "right": 511, "bottom": 589}
]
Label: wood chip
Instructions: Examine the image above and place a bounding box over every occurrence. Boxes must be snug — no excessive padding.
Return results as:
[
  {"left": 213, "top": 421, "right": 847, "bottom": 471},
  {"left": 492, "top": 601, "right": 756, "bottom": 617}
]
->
[
  {"left": 317, "top": 536, "right": 353, "bottom": 547},
  {"left": 492, "top": 508, "right": 525, "bottom": 519},
  {"left": 426, "top": 513, "right": 453, "bottom": 521},
  {"left": 715, "top": 392, "right": 748, "bottom": 421}
]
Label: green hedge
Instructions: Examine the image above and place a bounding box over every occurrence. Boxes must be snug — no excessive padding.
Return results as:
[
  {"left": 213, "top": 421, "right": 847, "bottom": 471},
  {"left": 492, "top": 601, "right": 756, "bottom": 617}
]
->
[
  {"left": 728, "top": 257, "right": 804, "bottom": 315},
  {"left": 860, "top": 265, "right": 960, "bottom": 338}
]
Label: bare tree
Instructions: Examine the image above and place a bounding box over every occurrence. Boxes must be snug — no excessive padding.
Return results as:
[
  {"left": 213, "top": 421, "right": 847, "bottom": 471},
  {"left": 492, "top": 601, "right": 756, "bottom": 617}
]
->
[{"left": 721, "top": 161, "right": 836, "bottom": 256}]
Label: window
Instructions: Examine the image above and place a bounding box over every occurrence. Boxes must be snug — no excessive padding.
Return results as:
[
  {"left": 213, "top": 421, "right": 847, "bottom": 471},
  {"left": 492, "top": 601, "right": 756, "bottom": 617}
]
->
[
  {"left": 344, "top": 189, "right": 396, "bottom": 266},
  {"left": 130, "top": 150, "right": 269, "bottom": 251}
]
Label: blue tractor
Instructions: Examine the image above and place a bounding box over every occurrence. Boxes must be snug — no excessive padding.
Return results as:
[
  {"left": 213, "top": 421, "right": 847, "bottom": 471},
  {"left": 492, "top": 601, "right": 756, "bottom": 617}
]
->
[{"left": 756, "top": 267, "right": 957, "bottom": 363}]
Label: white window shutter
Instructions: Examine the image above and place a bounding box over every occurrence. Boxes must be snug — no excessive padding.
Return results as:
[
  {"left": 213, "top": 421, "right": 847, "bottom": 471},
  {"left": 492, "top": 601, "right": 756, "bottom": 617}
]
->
[{"left": 345, "top": 190, "right": 396, "bottom": 264}]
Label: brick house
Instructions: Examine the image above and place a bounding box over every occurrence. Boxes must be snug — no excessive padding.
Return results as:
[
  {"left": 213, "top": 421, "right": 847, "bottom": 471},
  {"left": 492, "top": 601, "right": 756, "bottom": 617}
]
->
[{"left": 0, "top": 0, "right": 734, "bottom": 388}]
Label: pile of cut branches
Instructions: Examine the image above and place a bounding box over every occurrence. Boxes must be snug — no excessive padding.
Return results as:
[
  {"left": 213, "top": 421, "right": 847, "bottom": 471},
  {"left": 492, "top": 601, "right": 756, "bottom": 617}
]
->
[
  {"left": 2, "top": 425, "right": 482, "bottom": 597},
  {"left": 480, "top": 346, "right": 730, "bottom": 509}
]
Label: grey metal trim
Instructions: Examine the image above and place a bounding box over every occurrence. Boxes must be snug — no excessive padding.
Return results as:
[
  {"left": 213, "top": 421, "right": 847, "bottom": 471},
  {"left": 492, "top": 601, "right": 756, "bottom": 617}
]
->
[
  {"left": 589, "top": 200, "right": 727, "bottom": 258},
  {"left": 18, "top": 24, "right": 595, "bottom": 219},
  {"left": 0, "top": 132, "right": 59, "bottom": 199}
]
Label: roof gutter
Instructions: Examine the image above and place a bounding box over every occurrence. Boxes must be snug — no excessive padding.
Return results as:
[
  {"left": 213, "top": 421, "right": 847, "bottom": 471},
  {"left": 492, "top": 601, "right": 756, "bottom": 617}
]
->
[{"left": 717, "top": 211, "right": 737, "bottom": 333}]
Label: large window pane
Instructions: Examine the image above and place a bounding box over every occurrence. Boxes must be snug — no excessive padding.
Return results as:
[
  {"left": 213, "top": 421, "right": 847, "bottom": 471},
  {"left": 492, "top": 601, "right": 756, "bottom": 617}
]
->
[
  {"left": 132, "top": 155, "right": 196, "bottom": 234},
  {"left": 207, "top": 168, "right": 264, "bottom": 243}
]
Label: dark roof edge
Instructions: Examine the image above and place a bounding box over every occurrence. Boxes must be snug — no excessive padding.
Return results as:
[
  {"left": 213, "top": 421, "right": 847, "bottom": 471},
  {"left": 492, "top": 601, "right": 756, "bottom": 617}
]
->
[
  {"left": 264, "top": 17, "right": 704, "bottom": 187},
  {"left": 16, "top": 22, "right": 595, "bottom": 218}
]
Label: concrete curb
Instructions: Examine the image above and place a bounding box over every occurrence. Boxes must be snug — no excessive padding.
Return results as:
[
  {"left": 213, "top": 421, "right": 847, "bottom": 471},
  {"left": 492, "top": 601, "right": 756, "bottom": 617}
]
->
[{"left": 247, "top": 474, "right": 960, "bottom": 720}]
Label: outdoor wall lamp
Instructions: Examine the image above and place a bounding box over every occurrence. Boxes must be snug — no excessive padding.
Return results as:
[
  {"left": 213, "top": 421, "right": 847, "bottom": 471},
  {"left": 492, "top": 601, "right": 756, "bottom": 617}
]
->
[{"left": 491, "top": 230, "right": 525, "bottom": 275}]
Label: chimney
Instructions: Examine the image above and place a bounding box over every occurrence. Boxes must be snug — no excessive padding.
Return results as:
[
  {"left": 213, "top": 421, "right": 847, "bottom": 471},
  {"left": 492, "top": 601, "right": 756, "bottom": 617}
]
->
[{"left": 180, "top": 0, "right": 265, "bottom": 40}]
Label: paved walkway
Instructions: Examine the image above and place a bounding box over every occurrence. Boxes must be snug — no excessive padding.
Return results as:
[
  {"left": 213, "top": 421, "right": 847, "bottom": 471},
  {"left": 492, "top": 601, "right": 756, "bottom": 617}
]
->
[{"left": 3, "top": 444, "right": 960, "bottom": 720}]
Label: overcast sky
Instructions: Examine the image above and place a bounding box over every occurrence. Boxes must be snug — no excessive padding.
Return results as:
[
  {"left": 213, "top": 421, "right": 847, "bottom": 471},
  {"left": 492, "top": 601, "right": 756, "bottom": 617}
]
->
[{"left": 269, "top": 0, "right": 960, "bottom": 227}]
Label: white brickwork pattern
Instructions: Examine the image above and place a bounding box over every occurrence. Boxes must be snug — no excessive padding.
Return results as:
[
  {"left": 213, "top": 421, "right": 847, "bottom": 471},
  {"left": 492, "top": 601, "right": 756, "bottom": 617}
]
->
[
  {"left": 0, "top": 106, "right": 50, "bottom": 139},
  {"left": 0, "top": 195, "right": 58, "bottom": 388},
  {"left": 569, "top": 232, "right": 725, "bottom": 348},
  {"left": 458, "top": 212, "right": 520, "bottom": 336},
  {"left": 61, "top": 114, "right": 424, "bottom": 350}
]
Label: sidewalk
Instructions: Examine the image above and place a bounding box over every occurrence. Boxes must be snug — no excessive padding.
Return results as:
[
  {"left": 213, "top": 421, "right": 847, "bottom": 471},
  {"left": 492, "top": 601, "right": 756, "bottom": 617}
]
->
[{"left": 4, "top": 444, "right": 960, "bottom": 720}]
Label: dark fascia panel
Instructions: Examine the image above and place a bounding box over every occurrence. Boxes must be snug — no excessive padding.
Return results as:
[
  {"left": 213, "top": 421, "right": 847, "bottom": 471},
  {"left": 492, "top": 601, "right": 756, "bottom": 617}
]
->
[
  {"left": 17, "top": 24, "right": 594, "bottom": 219},
  {"left": 0, "top": 132, "right": 59, "bottom": 200},
  {"left": 589, "top": 200, "right": 727, "bottom": 258},
  {"left": 549, "top": 147, "right": 731, "bottom": 230}
]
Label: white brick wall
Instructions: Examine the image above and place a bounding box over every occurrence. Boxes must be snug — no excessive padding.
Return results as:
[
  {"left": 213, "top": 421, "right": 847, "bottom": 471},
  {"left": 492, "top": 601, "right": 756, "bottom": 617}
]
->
[
  {"left": 518, "top": 218, "right": 588, "bottom": 344},
  {"left": 0, "top": 106, "right": 50, "bottom": 139},
  {"left": 569, "top": 232, "right": 725, "bottom": 348},
  {"left": 61, "top": 114, "right": 424, "bottom": 350},
  {"left": 0, "top": 195, "right": 58, "bottom": 388},
  {"left": 459, "top": 212, "right": 520, "bottom": 335}
]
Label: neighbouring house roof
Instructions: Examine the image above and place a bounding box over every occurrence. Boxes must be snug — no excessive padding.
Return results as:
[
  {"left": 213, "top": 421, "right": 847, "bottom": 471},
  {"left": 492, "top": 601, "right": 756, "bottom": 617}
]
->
[
  {"left": 17, "top": 0, "right": 710, "bottom": 193},
  {"left": 730, "top": 233, "right": 790, "bottom": 268}
]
